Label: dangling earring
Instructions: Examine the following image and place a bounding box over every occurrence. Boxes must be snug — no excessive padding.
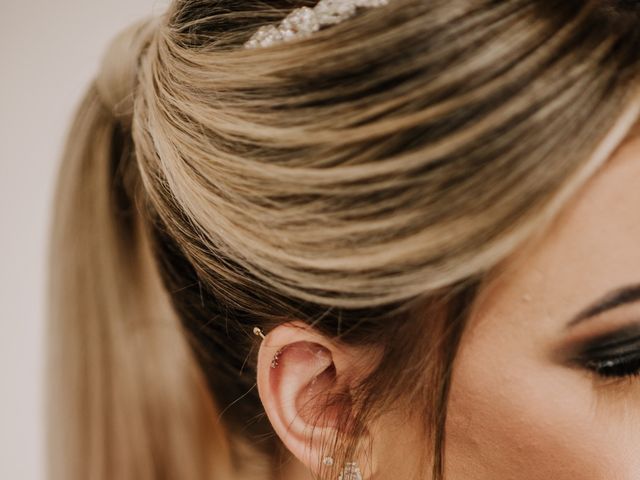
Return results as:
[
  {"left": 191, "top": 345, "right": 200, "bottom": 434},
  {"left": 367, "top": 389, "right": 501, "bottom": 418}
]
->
[
  {"left": 322, "top": 456, "right": 363, "bottom": 480},
  {"left": 338, "top": 461, "right": 363, "bottom": 480}
]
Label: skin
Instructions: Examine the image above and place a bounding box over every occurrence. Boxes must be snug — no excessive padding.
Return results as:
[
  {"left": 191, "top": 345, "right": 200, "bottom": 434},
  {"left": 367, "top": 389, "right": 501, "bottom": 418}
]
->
[
  {"left": 444, "top": 126, "right": 640, "bottom": 480},
  {"left": 259, "top": 121, "right": 640, "bottom": 480}
]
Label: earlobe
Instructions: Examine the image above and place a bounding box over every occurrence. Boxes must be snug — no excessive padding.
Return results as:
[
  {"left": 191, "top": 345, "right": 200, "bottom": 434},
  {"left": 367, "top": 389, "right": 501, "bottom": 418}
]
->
[{"left": 254, "top": 321, "right": 377, "bottom": 478}]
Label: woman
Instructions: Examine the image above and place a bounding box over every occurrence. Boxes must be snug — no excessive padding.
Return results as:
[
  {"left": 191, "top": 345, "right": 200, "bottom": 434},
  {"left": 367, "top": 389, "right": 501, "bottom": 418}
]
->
[{"left": 47, "top": 1, "right": 640, "bottom": 479}]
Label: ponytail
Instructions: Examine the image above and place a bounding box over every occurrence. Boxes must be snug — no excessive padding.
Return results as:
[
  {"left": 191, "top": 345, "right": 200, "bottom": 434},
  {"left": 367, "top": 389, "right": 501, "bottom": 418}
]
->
[{"left": 46, "top": 20, "right": 233, "bottom": 480}]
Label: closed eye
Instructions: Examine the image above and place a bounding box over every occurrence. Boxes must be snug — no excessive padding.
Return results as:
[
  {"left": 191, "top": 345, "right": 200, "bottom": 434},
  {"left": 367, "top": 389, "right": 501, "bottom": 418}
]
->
[
  {"left": 584, "top": 352, "right": 640, "bottom": 379},
  {"left": 573, "top": 323, "right": 640, "bottom": 380}
]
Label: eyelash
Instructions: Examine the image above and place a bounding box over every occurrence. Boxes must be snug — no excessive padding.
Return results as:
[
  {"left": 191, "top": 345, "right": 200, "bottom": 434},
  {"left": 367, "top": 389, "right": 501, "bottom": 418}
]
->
[{"left": 584, "top": 353, "right": 640, "bottom": 379}]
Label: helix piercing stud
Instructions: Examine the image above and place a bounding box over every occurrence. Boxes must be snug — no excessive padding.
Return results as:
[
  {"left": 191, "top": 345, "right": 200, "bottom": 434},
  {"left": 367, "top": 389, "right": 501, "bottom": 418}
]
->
[
  {"left": 271, "top": 348, "right": 283, "bottom": 369},
  {"left": 253, "top": 326, "right": 266, "bottom": 339}
]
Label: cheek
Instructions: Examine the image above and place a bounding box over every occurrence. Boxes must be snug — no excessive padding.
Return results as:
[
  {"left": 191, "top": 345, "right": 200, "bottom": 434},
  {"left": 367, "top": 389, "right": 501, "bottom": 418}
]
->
[{"left": 443, "top": 346, "right": 640, "bottom": 480}]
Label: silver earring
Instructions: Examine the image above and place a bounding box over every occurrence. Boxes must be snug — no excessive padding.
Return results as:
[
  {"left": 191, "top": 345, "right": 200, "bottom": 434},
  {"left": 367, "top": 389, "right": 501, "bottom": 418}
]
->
[
  {"left": 322, "top": 455, "right": 335, "bottom": 466},
  {"left": 271, "top": 348, "right": 283, "bottom": 369},
  {"left": 338, "top": 461, "right": 363, "bottom": 480}
]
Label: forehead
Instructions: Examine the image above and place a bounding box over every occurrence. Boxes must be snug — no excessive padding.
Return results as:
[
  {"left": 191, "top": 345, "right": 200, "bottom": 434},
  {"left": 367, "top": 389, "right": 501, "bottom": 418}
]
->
[{"left": 470, "top": 130, "right": 640, "bottom": 336}]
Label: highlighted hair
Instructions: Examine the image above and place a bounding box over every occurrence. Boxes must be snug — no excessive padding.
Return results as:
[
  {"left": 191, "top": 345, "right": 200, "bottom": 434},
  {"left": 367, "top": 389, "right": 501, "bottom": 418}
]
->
[{"left": 47, "top": 1, "right": 640, "bottom": 480}]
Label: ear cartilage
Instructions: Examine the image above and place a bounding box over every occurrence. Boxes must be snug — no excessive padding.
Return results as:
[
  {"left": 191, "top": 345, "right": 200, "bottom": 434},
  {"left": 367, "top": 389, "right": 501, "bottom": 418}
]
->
[{"left": 271, "top": 348, "right": 283, "bottom": 369}]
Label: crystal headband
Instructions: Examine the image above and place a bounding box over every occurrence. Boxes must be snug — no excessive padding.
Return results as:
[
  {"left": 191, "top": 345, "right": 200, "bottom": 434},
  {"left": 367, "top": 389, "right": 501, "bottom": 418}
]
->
[{"left": 243, "top": 0, "right": 390, "bottom": 49}]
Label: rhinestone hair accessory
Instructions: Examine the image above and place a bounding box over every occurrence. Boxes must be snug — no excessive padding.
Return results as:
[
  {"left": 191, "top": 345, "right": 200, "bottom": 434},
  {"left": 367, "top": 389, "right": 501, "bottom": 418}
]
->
[{"left": 244, "top": 0, "right": 390, "bottom": 49}]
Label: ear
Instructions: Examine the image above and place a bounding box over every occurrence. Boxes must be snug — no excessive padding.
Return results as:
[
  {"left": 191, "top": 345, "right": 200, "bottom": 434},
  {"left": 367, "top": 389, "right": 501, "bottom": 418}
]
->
[{"left": 255, "top": 320, "right": 379, "bottom": 478}]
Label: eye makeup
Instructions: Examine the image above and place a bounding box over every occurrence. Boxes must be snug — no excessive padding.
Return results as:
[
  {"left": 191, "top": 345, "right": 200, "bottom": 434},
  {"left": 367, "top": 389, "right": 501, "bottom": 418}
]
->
[{"left": 564, "top": 322, "right": 640, "bottom": 379}]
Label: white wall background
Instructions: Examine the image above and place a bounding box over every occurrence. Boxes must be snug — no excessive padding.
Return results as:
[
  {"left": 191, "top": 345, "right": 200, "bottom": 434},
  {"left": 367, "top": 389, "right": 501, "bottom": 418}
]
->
[{"left": 0, "top": 2, "right": 167, "bottom": 478}]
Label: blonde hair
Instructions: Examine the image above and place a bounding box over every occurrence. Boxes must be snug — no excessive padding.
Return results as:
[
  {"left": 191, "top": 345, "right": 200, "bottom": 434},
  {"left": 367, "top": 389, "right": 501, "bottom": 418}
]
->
[{"left": 47, "top": 1, "right": 640, "bottom": 480}]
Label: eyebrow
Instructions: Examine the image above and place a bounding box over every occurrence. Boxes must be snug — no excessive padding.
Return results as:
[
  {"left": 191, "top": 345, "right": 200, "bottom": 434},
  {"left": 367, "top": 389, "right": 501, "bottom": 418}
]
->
[{"left": 566, "top": 283, "right": 640, "bottom": 329}]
